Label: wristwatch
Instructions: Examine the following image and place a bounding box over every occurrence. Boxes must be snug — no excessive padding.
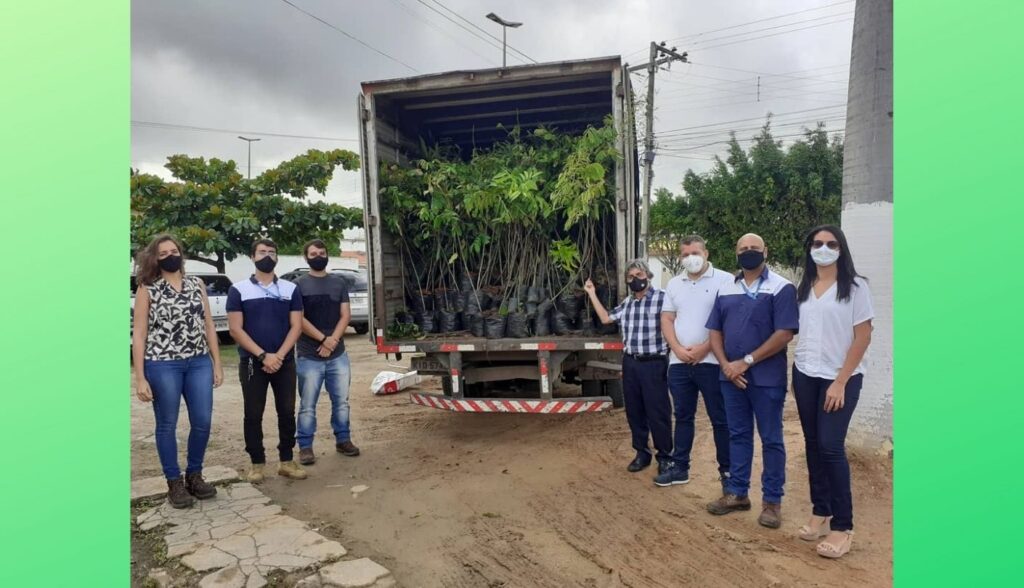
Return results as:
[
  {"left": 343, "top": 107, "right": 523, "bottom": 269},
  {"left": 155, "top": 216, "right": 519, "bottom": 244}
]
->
[
  {"left": 257, "top": 352, "right": 267, "bottom": 363},
  {"left": 743, "top": 354, "right": 755, "bottom": 366}
]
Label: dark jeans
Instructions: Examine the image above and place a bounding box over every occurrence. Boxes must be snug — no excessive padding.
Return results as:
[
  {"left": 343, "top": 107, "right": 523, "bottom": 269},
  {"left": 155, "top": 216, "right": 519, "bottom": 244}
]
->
[
  {"left": 722, "top": 380, "right": 787, "bottom": 503},
  {"left": 793, "top": 366, "right": 863, "bottom": 531},
  {"left": 239, "top": 357, "right": 297, "bottom": 464},
  {"left": 144, "top": 354, "right": 214, "bottom": 480},
  {"left": 622, "top": 355, "right": 673, "bottom": 462},
  {"left": 668, "top": 363, "right": 730, "bottom": 473}
]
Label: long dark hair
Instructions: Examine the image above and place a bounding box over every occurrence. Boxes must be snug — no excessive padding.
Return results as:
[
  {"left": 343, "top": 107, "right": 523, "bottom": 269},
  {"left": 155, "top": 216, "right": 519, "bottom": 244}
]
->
[
  {"left": 134, "top": 233, "right": 186, "bottom": 287},
  {"left": 796, "top": 224, "right": 865, "bottom": 303}
]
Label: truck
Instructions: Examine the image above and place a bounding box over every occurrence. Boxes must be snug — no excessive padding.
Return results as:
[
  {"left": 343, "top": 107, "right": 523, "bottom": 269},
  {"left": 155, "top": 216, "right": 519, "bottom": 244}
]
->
[{"left": 358, "top": 56, "right": 641, "bottom": 414}]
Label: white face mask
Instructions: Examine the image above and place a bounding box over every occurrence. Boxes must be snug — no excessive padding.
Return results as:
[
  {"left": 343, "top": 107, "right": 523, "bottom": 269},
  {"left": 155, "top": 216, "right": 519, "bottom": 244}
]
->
[
  {"left": 682, "top": 254, "right": 706, "bottom": 274},
  {"left": 810, "top": 246, "right": 840, "bottom": 266}
]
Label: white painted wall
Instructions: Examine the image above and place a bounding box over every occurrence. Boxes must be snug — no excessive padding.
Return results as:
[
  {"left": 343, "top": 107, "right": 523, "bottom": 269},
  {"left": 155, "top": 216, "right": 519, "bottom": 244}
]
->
[{"left": 842, "top": 202, "right": 893, "bottom": 448}]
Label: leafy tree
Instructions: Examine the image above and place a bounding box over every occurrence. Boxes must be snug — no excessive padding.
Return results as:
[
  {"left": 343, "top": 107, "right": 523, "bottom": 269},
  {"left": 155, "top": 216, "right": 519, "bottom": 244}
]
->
[
  {"left": 648, "top": 186, "right": 690, "bottom": 276},
  {"left": 130, "top": 149, "right": 362, "bottom": 273},
  {"left": 651, "top": 120, "right": 843, "bottom": 272}
]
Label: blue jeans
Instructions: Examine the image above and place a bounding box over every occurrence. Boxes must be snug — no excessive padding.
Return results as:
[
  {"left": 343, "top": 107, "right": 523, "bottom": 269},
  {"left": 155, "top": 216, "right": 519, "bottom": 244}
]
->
[
  {"left": 143, "top": 354, "right": 214, "bottom": 480},
  {"left": 296, "top": 353, "right": 352, "bottom": 448},
  {"left": 668, "top": 363, "right": 730, "bottom": 474},
  {"left": 721, "top": 380, "right": 787, "bottom": 503},
  {"left": 793, "top": 366, "right": 863, "bottom": 531}
]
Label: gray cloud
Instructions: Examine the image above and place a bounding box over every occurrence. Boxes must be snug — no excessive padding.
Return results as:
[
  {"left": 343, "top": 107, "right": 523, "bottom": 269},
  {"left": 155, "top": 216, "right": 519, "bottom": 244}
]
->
[{"left": 132, "top": 0, "right": 853, "bottom": 209}]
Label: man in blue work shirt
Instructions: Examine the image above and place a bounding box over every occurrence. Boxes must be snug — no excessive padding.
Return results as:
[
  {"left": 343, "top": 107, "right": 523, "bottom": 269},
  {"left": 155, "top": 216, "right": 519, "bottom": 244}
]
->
[
  {"left": 227, "top": 239, "right": 307, "bottom": 483},
  {"left": 585, "top": 259, "right": 673, "bottom": 478},
  {"left": 705, "top": 233, "right": 799, "bottom": 529}
]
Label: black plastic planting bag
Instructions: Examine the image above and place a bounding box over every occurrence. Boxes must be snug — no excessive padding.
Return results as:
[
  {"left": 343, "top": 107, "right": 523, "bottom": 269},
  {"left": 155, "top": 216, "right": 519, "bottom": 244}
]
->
[
  {"left": 533, "top": 300, "right": 553, "bottom": 336},
  {"left": 415, "top": 311, "right": 436, "bottom": 334},
  {"left": 484, "top": 314, "right": 507, "bottom": 339},
  {"left": 467, "top": 313, "right": 485, "bottom": 337},
  {"left": 558, "top": 291, "right": 581, "bottom": 317},
  {"left": 551, "top": 309, "right": 574, "bottom": 335},
  {"left": 577, "top": 307, "right": 596, "bottom": 336},
  {"left": 507, "top": 311, "right": 530, "bottom": 338},
  {"left": 437, "top": 308, "right": 459, "bottom": 333},
  {"left": 526, "top": 286, "right": 540, "bottom": 304}
]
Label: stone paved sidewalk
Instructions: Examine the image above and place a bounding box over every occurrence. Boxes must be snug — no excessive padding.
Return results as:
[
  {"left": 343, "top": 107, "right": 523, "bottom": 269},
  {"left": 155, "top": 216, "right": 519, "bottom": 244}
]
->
[{"left": 134, "top": 472, "right": 394, "bottom": 587}]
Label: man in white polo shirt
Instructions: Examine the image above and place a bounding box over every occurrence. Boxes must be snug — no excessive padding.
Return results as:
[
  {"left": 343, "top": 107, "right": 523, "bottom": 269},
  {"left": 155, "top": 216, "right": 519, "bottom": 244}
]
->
[{"left": 655, "top": 235, "right": 735, "bottom": 489}]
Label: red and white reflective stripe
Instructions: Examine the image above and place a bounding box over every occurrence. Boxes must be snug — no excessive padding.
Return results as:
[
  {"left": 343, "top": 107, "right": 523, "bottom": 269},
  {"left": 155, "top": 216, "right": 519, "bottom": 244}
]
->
[
  {"left": 538, "top": 358, "right": 550, "bottom": 395},
  {"left": 409, "top": 393, "right": 611, "bottom": 413},
  {"left": 450, "top": 368, "right": 460, "bottom": 396},
  {"left": 519, "top": 342, "right": 558, "bottom": 350},
  {"left": 440, "top": 344, "right": 476, "bottom": 352},
  {"left": 584, "top": 342, "right": 624, "bottom": 350}
]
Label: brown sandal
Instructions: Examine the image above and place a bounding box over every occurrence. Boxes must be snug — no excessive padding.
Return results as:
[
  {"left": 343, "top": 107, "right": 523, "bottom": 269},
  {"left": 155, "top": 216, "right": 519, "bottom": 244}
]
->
[
  {"left": 798, "top": 515, "right": 832, "bottom": 541},
  {"left": 817, "top": 531, "right": 853, "bottom": 559}
]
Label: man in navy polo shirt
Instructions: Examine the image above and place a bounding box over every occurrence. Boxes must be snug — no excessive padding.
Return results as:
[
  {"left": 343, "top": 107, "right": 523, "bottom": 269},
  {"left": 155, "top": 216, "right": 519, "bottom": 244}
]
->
[
  {"left": 227, "top": 239, "right": 307, "bottom": 483},
  {"left": 705, "top": 233, "right": 799, "bottom": 529}
]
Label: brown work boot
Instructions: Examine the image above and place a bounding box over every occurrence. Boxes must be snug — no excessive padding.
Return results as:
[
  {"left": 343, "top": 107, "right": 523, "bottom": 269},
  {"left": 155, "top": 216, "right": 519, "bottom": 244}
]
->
[
  {"left": 706, "top": 493, "right": 751, "bottom": 516},
  {"left": 336, "top": 440, "right": 360, "bottom": 457},
  {"left": 166, "top": 477, "right": 195, "bottom": 509},
  {"left": 299, "top": 447, "right": 316, "bottom": 465},
  {"left": 758, "top": 502, "right": 783, "bottom": 529},
  {"left": 246, "top": 463, "right": 265, "bottom": 483},
  {"left": 184, "top": 471, "right": 217, "bottom": 499},
  {"left": 278, "top": 460, "right": 308, "bottom": 480}
]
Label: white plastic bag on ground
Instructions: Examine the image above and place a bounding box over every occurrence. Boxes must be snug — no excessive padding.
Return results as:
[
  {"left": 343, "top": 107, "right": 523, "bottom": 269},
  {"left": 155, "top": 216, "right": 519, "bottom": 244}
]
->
[{"left": 371, "top": 370, "right": 423, "bottom": 395}]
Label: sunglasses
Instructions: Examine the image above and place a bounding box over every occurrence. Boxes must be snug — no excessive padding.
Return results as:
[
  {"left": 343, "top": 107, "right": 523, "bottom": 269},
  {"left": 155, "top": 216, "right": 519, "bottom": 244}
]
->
[{"left": 812, "top": 240, "right": 840, "bottom": 250}]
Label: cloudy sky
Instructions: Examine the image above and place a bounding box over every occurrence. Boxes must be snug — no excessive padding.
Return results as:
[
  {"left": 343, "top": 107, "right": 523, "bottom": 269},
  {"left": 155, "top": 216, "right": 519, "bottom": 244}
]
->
[{"left": 132, "top": 0, "right": 853, "bottom": 213}]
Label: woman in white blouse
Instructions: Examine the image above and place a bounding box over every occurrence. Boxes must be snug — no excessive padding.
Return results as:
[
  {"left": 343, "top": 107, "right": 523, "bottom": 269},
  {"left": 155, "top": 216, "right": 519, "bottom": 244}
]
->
[{"left": 792, "top": 225, "right": 873, "bottom": 559}]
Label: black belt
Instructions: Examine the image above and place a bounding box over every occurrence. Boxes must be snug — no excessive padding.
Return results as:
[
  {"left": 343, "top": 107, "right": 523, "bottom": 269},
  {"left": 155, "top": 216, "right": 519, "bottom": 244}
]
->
[{"left": 625, "top": 353, "right": 667, "bottom": 362}]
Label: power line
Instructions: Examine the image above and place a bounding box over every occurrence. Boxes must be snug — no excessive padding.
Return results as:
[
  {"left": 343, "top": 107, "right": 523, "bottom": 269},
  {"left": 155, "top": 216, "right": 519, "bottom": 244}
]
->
[
  {"left": 682, "top": 11, "right": 853, "bottom": 51},
  {"left": 410, "top": 0, "right": 525, "bottom": 64},
  {"left": 667, "top": 0, "right": 853, "bottom": 44},
  {"left": 278, "top": 0, "right": 419, "bottom": 73},
  {"left": 622, "top": 0, "right": 854, "bottom": 59},
  {"left": 131, "top": 120, "right": 359, "bottom": 143},
  {"left": 655, "top": 105, "right": 847, "bottom": 136},
  {"left": 686, "top": 61, "right": 849, "bottom": 86},
  {"left": 658, "top": 128, "right": 845, "bottom": 154},
  {"left": 387, "top": 0, "right": 498, "bottom": 66},
  {"left": 658, "top": 116, "right": 847, "bottom": 143},
  {"left": 657, "top": 71, "right": 847, "bottom": 99},
  {"left": 692, "top": 15, "right": 854, "bottom": 52},
  {"left": 427, "top": 0, "right": 538, "bottom": 63}
]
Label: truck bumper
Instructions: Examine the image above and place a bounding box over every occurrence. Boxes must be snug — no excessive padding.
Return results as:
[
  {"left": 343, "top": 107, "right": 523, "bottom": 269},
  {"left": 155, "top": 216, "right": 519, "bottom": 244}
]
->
[{"left": 410, "top": 393, "right": 613, "bottom": 413}]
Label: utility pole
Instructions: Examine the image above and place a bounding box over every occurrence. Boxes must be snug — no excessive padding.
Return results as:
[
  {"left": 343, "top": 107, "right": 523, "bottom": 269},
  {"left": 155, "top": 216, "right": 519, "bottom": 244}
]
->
[
  {"left": 627, "top": 42, "right": 688, "bottom": 258},
  {"left": 237, "top": 136, "right": 261, "bottom": 179}
]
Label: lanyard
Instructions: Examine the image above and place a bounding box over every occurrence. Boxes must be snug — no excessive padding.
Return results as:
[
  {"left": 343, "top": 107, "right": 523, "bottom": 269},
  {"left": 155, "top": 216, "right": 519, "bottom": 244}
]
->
[{"left": 740, "top": 276, "right": 764, "bottom": 300}]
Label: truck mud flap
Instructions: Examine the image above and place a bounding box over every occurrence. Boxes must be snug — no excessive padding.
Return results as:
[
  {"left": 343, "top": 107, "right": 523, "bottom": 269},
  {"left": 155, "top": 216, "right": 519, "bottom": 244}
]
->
[{"left": 409, "top": 393, "right": 613, "bottom": 413}]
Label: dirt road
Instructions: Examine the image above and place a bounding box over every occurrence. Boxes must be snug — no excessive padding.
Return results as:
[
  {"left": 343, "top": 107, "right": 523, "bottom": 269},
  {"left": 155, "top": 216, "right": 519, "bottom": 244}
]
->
[{"left": 131, "top": 334, "right": 892, "bottom": 587}]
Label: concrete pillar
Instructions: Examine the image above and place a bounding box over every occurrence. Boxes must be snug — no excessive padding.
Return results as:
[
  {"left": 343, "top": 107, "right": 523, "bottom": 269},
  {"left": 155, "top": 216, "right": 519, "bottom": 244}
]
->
[{"left": 841, "top": 0, "right": 893, "bottom": 449}]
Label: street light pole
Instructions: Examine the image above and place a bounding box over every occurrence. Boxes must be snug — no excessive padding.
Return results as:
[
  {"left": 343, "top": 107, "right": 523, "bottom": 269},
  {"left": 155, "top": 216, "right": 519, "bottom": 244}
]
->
[
  {"left": 485, "top": 13, "right": 522, "bottom": 68},
  {"left": 237, "top": 136, "right": 261, "bottom": 179}
]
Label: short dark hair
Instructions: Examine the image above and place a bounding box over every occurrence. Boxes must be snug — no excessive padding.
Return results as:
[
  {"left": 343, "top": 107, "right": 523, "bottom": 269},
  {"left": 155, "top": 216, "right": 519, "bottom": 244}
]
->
[
  {"left": 681, "top": 234, "right": 706, "bottom": 247},
  {"left": 303, "top": 238, "right": 328, "bottom": 257},
  {"left": 251, "top": 238, "right": 277, "bottom": 256}
]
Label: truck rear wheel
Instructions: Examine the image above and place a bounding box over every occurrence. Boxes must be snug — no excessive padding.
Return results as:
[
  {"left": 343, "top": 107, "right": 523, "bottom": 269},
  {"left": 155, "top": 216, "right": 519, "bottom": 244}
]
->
[
  {"left": 441, "top": 375, "right": 453, "bottom": 397},
  {"left": 581, "top": 379, "right": 603, "bottom": 397},
  {"left": 604, "top": 379, "right": 624, "bottom": 408}
]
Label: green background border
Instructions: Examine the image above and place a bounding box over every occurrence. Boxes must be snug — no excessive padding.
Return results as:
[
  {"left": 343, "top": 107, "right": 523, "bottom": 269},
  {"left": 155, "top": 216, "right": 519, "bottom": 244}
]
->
[
  {"left": 1, "top": 0, "right": 128, "bottom": 585},
  {"left": 894, "top": 1, "right": 1022, "bottom": 586},
  {"left": 2, "top": 0, "right": 1021, "bottom": 585}
]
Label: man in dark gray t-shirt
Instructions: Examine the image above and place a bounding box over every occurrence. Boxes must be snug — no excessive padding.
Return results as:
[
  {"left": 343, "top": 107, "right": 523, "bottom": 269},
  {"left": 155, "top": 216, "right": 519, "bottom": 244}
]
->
[{"left": 293, "top": 239, "right": 361, "bottom": 465}]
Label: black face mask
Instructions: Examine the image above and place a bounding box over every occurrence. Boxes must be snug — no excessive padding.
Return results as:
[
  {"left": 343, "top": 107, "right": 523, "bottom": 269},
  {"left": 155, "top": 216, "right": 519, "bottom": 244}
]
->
[
  {"left": 254, "top": 256, "right": 277, "bottom": 273},
  {"left": 628, "top": 277, "right": 649, "bottom": 292},
  {"left": 737, "top": 250, "right": 765, "bottom": 270},
  {"left": 307, "top": 256, "right": 329, "bottom": 271},
  {"left": 158, "top": 255, "right": 182, "bottom": 273}
]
